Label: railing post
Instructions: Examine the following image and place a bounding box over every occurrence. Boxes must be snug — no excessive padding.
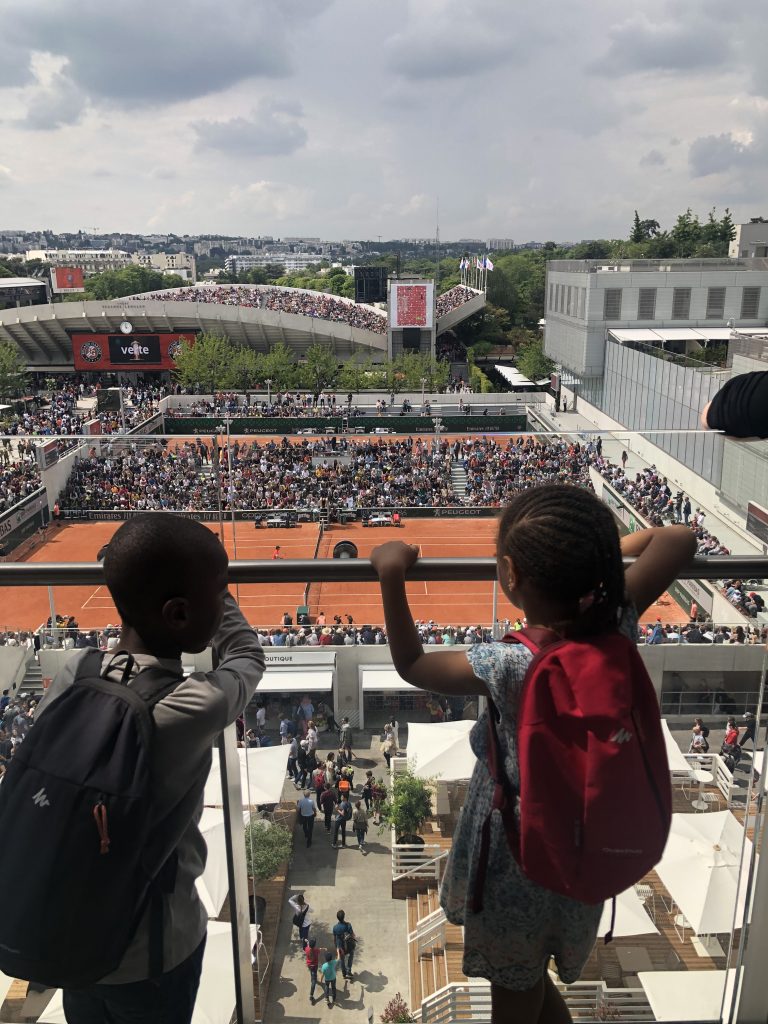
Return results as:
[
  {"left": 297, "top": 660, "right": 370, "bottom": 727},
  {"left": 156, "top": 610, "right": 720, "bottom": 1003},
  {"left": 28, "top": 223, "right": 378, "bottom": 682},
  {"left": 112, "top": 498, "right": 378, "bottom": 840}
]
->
[{"left": 217, "top": 724, "right": 256, "bottom": 1023}]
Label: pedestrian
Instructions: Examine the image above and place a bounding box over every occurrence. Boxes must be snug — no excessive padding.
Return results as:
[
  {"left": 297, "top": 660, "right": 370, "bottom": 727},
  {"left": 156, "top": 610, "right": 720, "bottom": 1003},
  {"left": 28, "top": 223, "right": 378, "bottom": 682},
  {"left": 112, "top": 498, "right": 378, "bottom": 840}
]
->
[
  {"left": 296, "top": 739, "right": 313, "bottom": 788},
  {"left": 320, "top": 783, "right": 336, "bottom": 834},
  {"left": 621, "top": 450, "right": 628, "bottom": 469},
  {"left": 380, "top": 724, "right": 396, "bottom": 769},
  {"left": 352, "top": 800, "right": 368, "bottom": 851},
  {"left": 288, "top": 893, "right": 312, "bottom": 946},
  {"left": 332, "top": 910, "right": 356, "bottom": 980},
  {"left": 286, "top": 735, "right": 299, "bottom": 783},
  {"left": 304, "top": 938, "right": 321, "bottom": 1005},
  {"left": 388, "top": 716, "right": 400, "bottom": 751},
  {"left": 297, "top": 790, "right": 316, "bottom": 848},
  {"left": 279, "top": 715, "right": 291, "bottom": 745},
  {"left": 319, "top": 951, "right": 339, "bottom": 1007},
  {"left": 369, "top": 485, "right": 696, "bottom": 1022},
  {"left": 361, "top": 770, "right": 374, "bottom": 811},
  {"left": 740, "top": 712, "right": 757, "bottom": 750},
  {"left": 306, "top": 719, "right": 318, "bottom": 753},
  {"left": 689, "top": 717, "right": 709, "bottom": 754},
  {"left": 312, "top": 764, "right": 326, "bottom": 810},
  {"left": 332, "top": 795, "right": 352, "bottom": 848},
  {"left": 339, "top": 716, "right": 353, "bottom": 763}
]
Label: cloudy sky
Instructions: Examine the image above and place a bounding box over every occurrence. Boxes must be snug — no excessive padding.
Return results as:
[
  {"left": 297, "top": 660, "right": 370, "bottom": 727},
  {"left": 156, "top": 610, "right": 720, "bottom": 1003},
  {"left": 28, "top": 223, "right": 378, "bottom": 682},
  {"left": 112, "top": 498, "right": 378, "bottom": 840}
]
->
[{"left": 1, "top": 0, "right": 767, "bottom": 241}]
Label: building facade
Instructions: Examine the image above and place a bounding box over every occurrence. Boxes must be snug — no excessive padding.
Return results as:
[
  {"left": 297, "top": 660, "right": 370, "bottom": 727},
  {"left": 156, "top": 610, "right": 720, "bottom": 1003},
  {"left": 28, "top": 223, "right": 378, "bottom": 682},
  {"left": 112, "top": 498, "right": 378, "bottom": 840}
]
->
[
  {"left": 131, "top": 251, "right": 197, "bottom": 281},
  {"left": 730, "top": 218, "right": 768, "bottom": 259},
  {"left": 25, "top": 248, "right": 132, "bottom": 276}
]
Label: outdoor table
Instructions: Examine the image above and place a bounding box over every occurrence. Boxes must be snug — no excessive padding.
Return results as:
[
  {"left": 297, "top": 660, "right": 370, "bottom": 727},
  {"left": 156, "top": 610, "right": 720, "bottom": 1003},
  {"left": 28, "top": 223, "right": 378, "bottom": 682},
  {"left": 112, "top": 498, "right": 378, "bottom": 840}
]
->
[{"left": 616, "top": 946, "right": 654, "bottom": 973}]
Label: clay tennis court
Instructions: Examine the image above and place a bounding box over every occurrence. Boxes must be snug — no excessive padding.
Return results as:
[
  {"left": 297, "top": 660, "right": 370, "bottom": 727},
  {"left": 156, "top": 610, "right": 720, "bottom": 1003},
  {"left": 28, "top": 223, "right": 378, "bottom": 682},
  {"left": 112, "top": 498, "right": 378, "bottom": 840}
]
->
[{"left": 0, "top": 518, "right": 685, "bottom": 631}]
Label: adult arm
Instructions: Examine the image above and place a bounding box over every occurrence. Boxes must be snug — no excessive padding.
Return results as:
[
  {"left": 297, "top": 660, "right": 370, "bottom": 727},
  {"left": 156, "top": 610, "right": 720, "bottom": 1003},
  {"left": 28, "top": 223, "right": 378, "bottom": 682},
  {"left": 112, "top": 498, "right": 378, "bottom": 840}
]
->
[{"left": 370, "top": 542, "right": 487, "bottom": 696}]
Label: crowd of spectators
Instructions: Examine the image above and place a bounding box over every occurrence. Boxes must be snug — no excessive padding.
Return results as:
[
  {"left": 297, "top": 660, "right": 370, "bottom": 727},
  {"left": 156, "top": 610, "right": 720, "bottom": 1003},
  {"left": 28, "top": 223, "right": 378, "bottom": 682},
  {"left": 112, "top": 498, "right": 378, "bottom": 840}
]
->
[
  {"left": 56, "top": 435, "right": 600, "bottom": 514},
  {"left": 165, "top": 391, "right": 366, "bottom": 420},
  {"left": 435, "top": 285, "right": 477, "bottom": 319},
  {"left": 595, "top": 460, "right": 731, "bottom": 555},
  {"left": 0, "top": 450, "right": 41, "bottom": 512},
  {"left": 639, "top": 619, "right": 767, "bottom": 645},
  {"left": 139, "top": 286, "right": 388, "bottom": 334}
]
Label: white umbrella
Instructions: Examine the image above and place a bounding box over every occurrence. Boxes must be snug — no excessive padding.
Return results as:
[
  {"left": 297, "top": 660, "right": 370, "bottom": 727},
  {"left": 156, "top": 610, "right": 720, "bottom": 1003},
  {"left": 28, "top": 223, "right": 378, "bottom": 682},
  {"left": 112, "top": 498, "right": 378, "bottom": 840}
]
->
[
  {"left": 656, "top": 811, "right": 754, "bottom": 935},
  {"left": 638, "top": 968, "right": 736, "bottom": 1022},
  {"left": 204, "top": 745, "right": 289, "bottom": 807},
  {"left": 661, "top": 719, "right": 690, "bottom": 772},
  {"left": 406, "top": 720, "right": 476, "bottom": 781},
  {"left": 0, "top": 971, "right": 14, "bottom": 1009},
  {"left": 598, "top": 887, "right": 659, "bottom": 938},
  {"left": 196, "top": 808, "right": 251, "bottom": 918},
  {"left": 38, "top": 922, "right": 258, "bottom": 1024}
]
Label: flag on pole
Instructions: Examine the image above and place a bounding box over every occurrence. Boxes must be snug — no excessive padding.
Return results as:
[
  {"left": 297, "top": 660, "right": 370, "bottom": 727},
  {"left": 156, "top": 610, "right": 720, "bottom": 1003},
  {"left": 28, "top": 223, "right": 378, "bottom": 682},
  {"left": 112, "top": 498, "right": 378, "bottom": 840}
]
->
[
  {"left": 475, "top": 257, "right": 483, "bottom": 270},
  {"left": 484, "top": 256, "right": 495, "bottom": 271}
]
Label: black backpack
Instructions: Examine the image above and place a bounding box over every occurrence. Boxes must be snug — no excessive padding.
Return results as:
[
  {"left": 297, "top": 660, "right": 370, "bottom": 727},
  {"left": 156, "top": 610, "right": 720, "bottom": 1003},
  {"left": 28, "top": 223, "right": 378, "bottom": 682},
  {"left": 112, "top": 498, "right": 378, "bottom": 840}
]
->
[{"left": 0, "top": 649, "right": 184, "bottom": 989}]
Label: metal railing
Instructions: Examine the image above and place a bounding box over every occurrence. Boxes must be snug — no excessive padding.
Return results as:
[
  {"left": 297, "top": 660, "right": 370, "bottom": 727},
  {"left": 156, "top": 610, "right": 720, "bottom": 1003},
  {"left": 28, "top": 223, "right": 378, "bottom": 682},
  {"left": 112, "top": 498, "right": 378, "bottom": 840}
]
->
[{"left": 3, "top": 556, "right": 768, "bottom": 1024}]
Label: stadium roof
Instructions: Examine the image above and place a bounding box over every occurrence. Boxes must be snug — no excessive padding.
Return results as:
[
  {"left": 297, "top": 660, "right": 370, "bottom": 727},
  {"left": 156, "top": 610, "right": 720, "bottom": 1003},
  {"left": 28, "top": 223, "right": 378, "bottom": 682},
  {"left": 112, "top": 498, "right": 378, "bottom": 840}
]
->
[
  {"left": 0, "top": 285, "right": 486, "bottom": 367},
  {"left": 0, "top": 277, "right": 47, "bottom": 289}
]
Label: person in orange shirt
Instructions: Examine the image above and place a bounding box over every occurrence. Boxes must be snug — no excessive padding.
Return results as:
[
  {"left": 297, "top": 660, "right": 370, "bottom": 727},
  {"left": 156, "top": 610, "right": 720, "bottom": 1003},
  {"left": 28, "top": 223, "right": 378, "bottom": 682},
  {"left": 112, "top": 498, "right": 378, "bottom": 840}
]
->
[{"left": 272, "top": 545, "right": 282, "bottom": 559}]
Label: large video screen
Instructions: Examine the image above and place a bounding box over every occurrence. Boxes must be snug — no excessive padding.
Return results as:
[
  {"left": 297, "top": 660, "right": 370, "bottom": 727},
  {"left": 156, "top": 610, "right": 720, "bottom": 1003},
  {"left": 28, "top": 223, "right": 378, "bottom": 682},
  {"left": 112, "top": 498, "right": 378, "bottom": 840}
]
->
[
  {"left": 51, "top": 267, "right": 85, "bottom": 293},
  {"left": 70, "top": 332, "right": 195, "bottom": 370},
  {"left": 389, "top": 281, "right": 434, "bottom": 329}
]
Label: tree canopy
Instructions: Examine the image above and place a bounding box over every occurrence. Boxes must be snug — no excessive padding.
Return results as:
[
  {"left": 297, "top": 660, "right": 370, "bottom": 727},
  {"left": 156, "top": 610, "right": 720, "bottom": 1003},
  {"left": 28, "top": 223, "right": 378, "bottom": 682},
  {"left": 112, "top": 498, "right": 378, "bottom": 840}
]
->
[{"left": 0, "top": 341, "right": 29, "bottom": 402}]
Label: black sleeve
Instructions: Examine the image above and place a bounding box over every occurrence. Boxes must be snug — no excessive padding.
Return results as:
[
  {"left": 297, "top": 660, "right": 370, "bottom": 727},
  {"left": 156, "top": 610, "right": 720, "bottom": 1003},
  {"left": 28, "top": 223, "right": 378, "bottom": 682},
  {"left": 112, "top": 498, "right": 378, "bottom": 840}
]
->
[{"left": 705, "top": 371, "right": 768, "bottom": 438}]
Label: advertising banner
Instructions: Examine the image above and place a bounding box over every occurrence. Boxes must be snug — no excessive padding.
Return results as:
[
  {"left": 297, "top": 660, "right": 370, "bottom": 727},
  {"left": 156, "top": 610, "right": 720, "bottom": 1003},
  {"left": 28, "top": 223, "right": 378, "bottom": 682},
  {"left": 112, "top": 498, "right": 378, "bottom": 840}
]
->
[{"left": 70, "top": 332, "right": 195, "bottom": 371}]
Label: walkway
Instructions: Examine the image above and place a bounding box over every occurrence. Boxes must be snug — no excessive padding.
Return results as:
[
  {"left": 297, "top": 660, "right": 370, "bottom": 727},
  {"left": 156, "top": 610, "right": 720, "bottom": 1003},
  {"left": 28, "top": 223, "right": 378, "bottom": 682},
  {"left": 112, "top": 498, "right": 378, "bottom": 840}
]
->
[{"left": 264, "top": 738, "right": 408, "bottom": 1022}]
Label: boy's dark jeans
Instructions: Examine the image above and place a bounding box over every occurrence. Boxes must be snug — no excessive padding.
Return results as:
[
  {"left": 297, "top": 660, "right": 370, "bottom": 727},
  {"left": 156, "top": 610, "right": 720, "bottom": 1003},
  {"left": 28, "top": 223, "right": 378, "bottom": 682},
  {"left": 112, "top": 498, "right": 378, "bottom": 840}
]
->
[{"left": 62, "top": 936, "right": 206, "bottom": 1024}]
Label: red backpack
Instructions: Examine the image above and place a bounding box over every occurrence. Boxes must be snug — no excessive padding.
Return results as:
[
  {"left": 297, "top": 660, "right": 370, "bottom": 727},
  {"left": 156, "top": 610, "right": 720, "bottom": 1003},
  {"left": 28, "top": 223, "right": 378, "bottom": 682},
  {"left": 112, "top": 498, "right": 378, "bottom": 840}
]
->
[{"left": 473, "top": 628, "right": 671, "bottom": 913}]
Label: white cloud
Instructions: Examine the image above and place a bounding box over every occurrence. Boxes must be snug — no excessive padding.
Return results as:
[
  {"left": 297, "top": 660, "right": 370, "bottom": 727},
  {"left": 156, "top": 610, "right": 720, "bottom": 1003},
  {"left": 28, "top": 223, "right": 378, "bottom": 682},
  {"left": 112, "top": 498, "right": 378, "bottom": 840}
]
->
[{"left": 193, "top": 99, "right": 307, "bottom": 157}]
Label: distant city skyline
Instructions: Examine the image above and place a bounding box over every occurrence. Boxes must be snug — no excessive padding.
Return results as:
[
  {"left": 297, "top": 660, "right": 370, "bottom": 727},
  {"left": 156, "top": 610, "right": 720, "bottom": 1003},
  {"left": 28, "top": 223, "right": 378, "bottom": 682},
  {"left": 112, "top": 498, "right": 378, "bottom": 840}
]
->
[{"left": 1, "top": 0, "right": 766, "bottom": 239}]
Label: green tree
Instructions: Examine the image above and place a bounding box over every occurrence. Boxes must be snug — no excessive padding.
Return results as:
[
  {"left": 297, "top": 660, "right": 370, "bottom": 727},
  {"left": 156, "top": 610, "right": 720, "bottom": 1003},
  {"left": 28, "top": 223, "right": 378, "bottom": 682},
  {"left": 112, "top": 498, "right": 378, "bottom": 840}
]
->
[
  {"left": 260, "top": 341, "right": 297, "bottom": 390},
  {"left": 338, "top": 353, "right": 375, "bottom": 394},
  {"left": 172, "top": 333, "right": 236, "bottom": 391},
  {"left": 82, "top": 265, "right": 185, "bottom": 299},
  {"left": 300, "top": 343, "right": 338, "bottom": 393},
  {"left": 0, "top": 341, "right": 28, "bottom": 401},
  {"left": 516, "top": 338, "right": 555, "bottom": 382},
  {"left": 229, "top": 347, "right": 264, "bottom": 390},
  {"left": 244, "top": 820, "right": 293, "bottom": 881}
]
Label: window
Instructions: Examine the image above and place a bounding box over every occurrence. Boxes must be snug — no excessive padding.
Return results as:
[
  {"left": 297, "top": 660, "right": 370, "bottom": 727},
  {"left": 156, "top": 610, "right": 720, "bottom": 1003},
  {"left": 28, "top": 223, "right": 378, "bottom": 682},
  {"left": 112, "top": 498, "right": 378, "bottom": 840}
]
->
[
  {"left": 548, "top": 283, "right": 554, "bottom": 311},
  {"left": 672, "top": 287, "right": 691, "bottom": 319},
  {"left": 579, "top": 287, "right": 586, "bottom": 319},
  {"left": 741, "top": 286, "right": 761, "bottom": 319},
  {"left": 637, "top": 288, "right": 657, "bottom": 320},
  {"left": 706, "top": 287, "right": 726, "bottom": 319},
  {"left": 566, "top": 286, "right": 572, "bottom": 316},
  {"left": 603, "top": 288, "right": 622, "bottom": 319}
]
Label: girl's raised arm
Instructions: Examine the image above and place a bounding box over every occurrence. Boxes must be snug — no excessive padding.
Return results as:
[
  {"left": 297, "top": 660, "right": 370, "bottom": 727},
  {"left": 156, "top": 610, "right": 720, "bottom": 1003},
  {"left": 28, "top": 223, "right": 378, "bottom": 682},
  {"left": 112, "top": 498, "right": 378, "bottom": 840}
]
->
[
  {"left": 370, "top": 541, "right": 487, "bottom": 696},
  {"left": 621, "top": 525, "right": 697, "bottom": 617}
]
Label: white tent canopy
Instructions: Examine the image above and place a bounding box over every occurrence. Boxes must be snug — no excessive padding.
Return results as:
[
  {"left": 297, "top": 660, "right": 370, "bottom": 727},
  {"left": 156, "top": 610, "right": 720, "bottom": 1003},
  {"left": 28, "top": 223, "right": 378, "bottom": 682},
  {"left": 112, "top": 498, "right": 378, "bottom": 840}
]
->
[
  {"left": 597, "top": 887, "right": 659, "bottom": 939},
  {"left": 406, "top": 720, "right": 476, "bottom": 781},
  {"left": 637, "top": 968, "right": 736, "bottom": 1022},
  {"left": 204, "top": 744, "right": 289, "bottom": 808},
  {"left": 661, "top": 719, "right": 690, "bottom": 772},
  {"left": 37, "top": 922, "right": 258, "bottom": 1024},
  {"left": 656, "top": 811, "right": 754, "bottom": 935},
  {"left": 0, "top": 971, "right": 14, "bottom": 1010}
]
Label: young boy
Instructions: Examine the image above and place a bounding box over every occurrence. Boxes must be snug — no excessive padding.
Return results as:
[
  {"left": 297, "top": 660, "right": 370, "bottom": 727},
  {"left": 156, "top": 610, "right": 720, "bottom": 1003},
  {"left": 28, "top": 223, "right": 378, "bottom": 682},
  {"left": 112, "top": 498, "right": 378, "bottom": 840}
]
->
[
  {"left": 319, "top": 950, "right": 340, "bottom": 1007},
  {"left": 35, "top": 514, "right": 265, "bottom": 1024}
]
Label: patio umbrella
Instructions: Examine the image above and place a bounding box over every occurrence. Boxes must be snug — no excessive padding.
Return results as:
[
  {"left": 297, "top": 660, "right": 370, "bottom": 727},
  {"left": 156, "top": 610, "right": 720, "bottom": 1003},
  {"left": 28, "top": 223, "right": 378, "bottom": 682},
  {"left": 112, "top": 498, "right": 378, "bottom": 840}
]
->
[
  {"left": 661, "top": 719, "right": 690, "bottom": 772},
  {"left": 38, "top": 922, "right": 258, "bottom": 1024},
  {"left": 637, "top": 968, "right": 736, "bottom": 1022},
  {"left": 196, "top": 808, "right": 251, "bottom": 918},
  {"left": 656, "top": 811, "right": 754, "bottom": 935},
  {"left": 406, "top": 720, "right": 476, "bottom": 781},
  {"left": 597, "top": 887, "right": 659, "bottom": 938},
  {"left": 204, "top": 744, "right": 289, "bottom": 807}
]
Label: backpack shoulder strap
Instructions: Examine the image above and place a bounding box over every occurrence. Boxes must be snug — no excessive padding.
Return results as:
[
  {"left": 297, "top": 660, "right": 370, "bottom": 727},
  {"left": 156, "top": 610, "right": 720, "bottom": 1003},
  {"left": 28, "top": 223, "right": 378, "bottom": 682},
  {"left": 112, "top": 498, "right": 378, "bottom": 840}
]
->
[{"left": 129, "top": 666, "right": 185, "bottom": 709}]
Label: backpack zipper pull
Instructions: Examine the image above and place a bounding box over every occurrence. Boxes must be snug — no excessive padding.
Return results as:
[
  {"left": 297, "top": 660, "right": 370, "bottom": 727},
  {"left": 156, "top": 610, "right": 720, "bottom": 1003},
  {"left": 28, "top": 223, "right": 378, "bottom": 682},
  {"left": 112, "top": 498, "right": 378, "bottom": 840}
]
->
[{"left": 93, "top": 799, "right": 111, "bottom": 855}]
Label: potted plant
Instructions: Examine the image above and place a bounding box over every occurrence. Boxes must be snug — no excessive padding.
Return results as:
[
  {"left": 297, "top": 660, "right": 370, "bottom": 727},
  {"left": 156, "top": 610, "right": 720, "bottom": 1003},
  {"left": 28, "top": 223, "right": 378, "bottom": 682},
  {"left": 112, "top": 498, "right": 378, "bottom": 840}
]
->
[
  {"left": 380, "top": 992, "right": 415, "bottom": 1022},
  {"left": 244, "top": 819, "right": 293, "bottom": 924},
  {"left": 379, "top": 767, "right": 433, "bottom": 845}
]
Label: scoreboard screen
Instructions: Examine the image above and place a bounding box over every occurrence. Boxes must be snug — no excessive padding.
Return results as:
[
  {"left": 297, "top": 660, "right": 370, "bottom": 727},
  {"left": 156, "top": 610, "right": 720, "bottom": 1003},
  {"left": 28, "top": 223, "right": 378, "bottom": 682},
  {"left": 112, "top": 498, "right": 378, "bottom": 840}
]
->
[
  {"left": 71, "top": 332, "right": 195, "bottom": 370},
  {"left": 354, "top": 266, "right": 388, "bottom": 304}
]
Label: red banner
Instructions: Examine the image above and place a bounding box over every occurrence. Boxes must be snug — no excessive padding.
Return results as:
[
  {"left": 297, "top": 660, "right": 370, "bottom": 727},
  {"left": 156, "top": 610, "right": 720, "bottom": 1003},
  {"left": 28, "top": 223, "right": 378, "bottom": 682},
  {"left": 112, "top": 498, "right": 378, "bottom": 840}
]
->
[{"left": 71, "top": 332, "right": 195, "bottom": 371}]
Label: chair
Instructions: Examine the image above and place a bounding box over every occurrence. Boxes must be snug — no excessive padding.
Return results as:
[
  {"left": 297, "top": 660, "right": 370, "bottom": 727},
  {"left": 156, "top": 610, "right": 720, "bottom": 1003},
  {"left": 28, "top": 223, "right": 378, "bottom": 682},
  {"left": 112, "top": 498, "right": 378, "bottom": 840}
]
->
[
  {"left": 696, "top": 791, "right": 721, "bottom": 813},
  {"left": 674, "top": 913, "right": 690, "bottom": 942},
  {"left": 676, "top": 770, "right": 696, "bottom": 800},
  {"left": 634, "top": 883, "right": 656, "bottom": 922}
]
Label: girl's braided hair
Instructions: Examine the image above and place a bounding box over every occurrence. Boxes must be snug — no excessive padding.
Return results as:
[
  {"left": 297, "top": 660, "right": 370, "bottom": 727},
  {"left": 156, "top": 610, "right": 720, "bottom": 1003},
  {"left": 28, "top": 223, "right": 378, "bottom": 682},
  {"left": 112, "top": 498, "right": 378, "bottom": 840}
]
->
[{"left": 497, "top": 483, "right": 625, "bottom": 638}]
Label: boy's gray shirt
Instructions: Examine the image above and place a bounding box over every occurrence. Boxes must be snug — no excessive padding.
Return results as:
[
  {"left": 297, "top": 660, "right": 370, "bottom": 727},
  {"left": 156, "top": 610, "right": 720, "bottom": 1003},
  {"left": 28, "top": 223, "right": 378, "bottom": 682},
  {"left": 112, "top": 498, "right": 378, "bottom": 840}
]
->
[{"left": 35, "top": 593, "right": 264, "bottom": 983}]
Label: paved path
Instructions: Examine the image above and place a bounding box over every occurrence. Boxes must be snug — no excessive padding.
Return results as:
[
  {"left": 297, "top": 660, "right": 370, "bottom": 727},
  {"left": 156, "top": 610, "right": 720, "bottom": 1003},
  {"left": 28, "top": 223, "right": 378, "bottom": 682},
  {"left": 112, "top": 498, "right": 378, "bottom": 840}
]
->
[{"left": 264, "top": 738, "right": 408, "bottom": 1022}]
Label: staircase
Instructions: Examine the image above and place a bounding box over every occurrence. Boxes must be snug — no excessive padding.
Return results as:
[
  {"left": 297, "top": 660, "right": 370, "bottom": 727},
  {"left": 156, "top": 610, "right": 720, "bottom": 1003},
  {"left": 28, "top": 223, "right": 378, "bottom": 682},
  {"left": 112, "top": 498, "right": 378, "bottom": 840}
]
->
[
  {"left": 450, "top": 462, "right": 468, "bottom": 499},
  {"left": 19, "top": 655, "right": 44, "bottom": 697},
  {"left": 450, "top": 360, "right": 469, "bottom": 385},
  {"left": 406, "top": 886, "right": 466, "bottom": 1015}
]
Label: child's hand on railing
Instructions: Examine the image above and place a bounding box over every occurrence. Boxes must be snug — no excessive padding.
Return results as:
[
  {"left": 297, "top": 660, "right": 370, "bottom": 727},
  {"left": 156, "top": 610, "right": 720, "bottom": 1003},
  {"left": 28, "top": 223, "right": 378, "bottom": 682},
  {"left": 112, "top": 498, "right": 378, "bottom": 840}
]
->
[{"left": 370, "top": 541, "right": 420, "bottom": 579}]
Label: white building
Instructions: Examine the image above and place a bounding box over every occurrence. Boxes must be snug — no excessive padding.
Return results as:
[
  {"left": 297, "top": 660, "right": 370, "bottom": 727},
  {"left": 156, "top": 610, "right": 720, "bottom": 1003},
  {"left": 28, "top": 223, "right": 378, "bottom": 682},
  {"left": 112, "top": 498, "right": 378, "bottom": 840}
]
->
[
  {"left": 132, "top": 251, "right": 196, "bottom": 282},
  {"left": 224, "top": 253, "right": 323, "bottom": 274},
  {"left": 487, "top": 238, "right": 515, "bottom": 250},
  {"left": 730, "top": 218, "right": 768, "bottom": 259},
  {"left": 25, "top": 248, "right": 132, "bottom": 276}
]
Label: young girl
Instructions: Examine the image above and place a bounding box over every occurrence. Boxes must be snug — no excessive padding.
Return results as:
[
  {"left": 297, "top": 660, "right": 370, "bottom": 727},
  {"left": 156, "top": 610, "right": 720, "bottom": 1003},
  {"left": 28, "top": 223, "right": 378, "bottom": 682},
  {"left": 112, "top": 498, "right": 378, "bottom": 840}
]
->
[{"left": 370, "top": 484, "right": 696, "bottom": 1024}]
